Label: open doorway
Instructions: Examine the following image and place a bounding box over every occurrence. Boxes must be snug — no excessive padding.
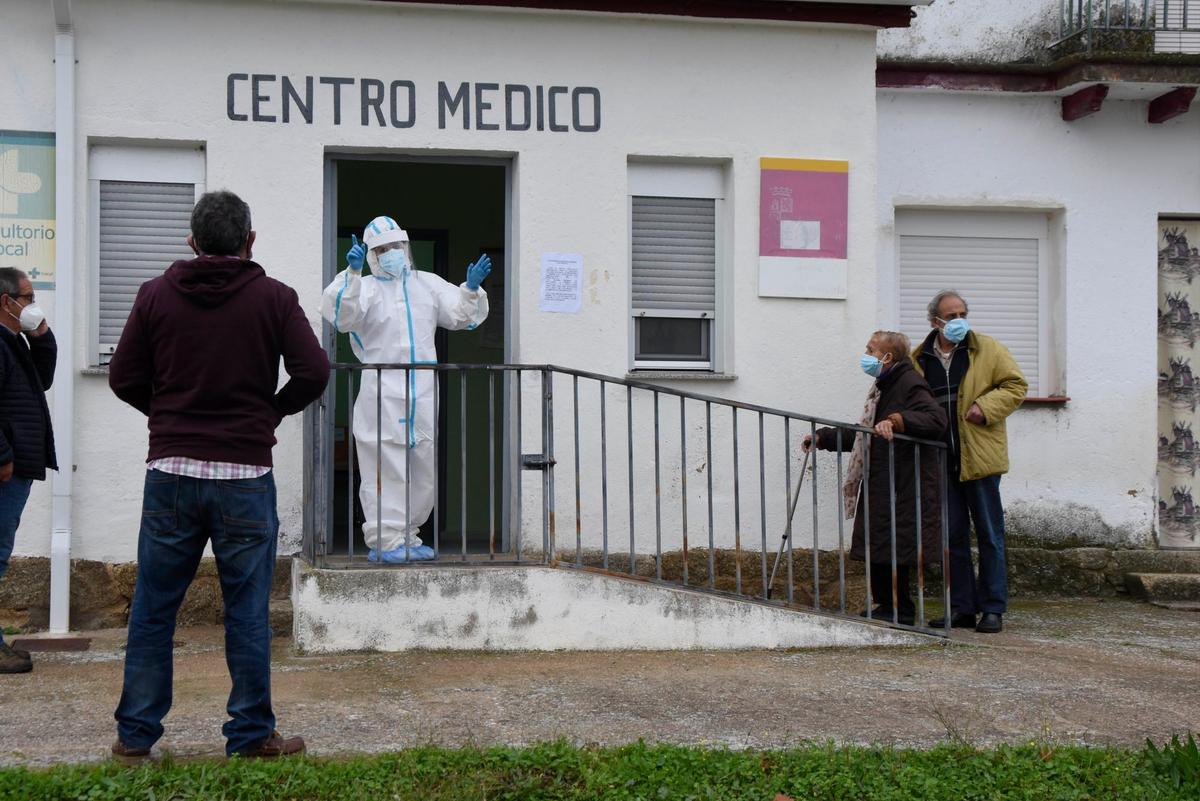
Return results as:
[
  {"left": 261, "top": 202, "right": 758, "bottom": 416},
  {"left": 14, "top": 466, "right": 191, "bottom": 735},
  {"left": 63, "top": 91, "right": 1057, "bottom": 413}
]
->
[{"left": 326, "top": 157, "right": 509, "bottom": 558}]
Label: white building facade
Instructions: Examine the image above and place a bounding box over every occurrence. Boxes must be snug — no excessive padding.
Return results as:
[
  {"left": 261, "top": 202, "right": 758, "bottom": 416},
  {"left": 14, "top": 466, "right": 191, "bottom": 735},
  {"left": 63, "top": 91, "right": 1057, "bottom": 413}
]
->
[
  {"left": 1, "top": 0, "right": 928, "bottom": 587},
  {"left": 2, "top": 0, "right": 1196, "bottom": 630},
  {"left": 878, "top": 0, "right": 1200, "bottom": 549}
]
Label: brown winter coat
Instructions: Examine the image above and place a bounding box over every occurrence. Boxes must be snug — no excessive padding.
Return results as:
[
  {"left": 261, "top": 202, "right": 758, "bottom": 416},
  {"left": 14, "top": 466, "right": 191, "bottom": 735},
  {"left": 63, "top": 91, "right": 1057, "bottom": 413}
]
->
[{"left": 813, "top": 360, "right": 947, "bottom": 565}]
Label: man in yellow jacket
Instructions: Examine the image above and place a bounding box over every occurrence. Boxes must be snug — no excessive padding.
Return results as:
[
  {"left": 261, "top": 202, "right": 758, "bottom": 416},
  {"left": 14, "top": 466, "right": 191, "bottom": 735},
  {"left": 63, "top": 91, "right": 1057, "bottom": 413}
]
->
[{"left": 913, "top": 291, "right": 1027, "bottom": 633}]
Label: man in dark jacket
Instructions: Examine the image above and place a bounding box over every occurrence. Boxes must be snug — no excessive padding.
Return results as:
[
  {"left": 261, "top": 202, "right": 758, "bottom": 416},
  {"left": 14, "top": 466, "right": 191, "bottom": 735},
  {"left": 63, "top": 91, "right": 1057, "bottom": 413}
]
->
[
  {"left": 108, "top": 190, "right": 329, "bottom": 762},
  {"left": 0, "top": 267, "right": 55, "bottom": 675}
]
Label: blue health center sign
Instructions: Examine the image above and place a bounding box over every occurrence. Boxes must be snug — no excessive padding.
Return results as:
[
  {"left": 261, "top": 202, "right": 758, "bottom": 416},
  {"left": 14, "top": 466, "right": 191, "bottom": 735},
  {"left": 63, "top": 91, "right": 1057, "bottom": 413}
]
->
[{"left": 0, "top": 130, "right": 56, "bottom": 289}]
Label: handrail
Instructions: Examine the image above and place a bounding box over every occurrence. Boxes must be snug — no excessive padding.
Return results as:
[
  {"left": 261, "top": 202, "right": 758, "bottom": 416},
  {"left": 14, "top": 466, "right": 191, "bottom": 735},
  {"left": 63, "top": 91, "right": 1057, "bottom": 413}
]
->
[{"left": 330, "top": 361, "right": 949, "bottom": 450}]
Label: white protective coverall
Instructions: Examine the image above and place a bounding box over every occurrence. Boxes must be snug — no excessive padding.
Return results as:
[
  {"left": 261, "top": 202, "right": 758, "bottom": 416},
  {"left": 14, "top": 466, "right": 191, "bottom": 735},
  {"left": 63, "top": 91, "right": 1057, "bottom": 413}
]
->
[{"left": 320, "top": 229, "right": 488, "bottom": 554}]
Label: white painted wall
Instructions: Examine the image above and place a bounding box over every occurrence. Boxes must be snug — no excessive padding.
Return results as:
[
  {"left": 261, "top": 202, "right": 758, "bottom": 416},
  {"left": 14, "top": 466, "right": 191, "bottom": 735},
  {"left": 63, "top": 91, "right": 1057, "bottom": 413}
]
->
[
  {"left": 2, "top": 0, "right": 883, "bottom": 562},
  {"left": 877, "top": 90, "right": 1200, "bottom": 545},
  {"left": 878, "top": 0, "right": 1059, "bottom": 63}
]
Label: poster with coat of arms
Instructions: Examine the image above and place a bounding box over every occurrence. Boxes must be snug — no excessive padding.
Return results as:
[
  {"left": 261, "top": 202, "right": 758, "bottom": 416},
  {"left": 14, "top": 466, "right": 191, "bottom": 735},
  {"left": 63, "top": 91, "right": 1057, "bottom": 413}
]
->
[{"left": 1157, "top": 219, "right": 1200, "bottom": 548}]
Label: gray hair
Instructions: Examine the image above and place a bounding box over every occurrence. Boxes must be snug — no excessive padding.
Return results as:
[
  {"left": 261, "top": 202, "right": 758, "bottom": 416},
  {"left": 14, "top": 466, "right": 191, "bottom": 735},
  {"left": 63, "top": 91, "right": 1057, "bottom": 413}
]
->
[
  {"left": 926, "top": 290, "right": 968, "bottom": 323},
  {"left": 871, "top": 330, "right": 911, "bottom": 363},
  {"left": 0, "top": 268, "right": 27, "bottom": 300}
]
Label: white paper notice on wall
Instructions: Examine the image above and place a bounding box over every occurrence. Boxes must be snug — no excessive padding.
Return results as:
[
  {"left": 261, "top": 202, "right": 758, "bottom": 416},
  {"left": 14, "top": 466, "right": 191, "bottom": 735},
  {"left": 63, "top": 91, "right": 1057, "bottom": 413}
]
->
[
  {"left": 539, "top": 252, "right": 583, "bottom": 313},
  {"left": 780, "top": 220, "right": 821, "bottom": 251}
]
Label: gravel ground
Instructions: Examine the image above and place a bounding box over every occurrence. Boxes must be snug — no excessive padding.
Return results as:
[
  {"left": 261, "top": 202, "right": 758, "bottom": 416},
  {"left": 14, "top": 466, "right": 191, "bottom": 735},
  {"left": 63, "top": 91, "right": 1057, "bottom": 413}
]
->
[{"left": 2, "top": 597, "right": 1197, "bottom": 766}]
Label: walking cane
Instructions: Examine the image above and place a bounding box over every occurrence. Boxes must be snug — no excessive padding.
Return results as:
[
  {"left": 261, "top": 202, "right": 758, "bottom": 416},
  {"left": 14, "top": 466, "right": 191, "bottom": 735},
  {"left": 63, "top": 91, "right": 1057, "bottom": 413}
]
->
[{"left": 766, "top": 446, "right": 811, "bottom": 600}]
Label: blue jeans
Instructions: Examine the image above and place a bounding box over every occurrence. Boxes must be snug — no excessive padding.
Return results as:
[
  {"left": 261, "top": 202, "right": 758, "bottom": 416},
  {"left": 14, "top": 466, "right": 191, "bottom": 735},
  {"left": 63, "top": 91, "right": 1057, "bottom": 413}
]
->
[
  {"left": 115, "top": 470, "right": 279, "bottom": 755},
  {"left": 0, "top": 477, "right": 34, "bottom": 645},
  {"left": 946, "top": 473, "right": 1008, "bottom": 616}
]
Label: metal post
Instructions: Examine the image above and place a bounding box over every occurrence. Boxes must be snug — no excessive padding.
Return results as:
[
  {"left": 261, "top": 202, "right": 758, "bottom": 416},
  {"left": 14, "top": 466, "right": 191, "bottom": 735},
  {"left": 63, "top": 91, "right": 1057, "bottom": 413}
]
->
[
  {"left": 654, "top": 392, "right": 662, "bottom": 580},
  {"left": 732, "top": 407, "right": 742, "bottom": 595},
  {"left": 758, "top": 412, "right": 768, "bottom": 599},
  {"left": 811, "top": 419, "right": 820, "bottom": 611},
  {"left": 784, "top": 418, "right": 793, "bottom": 605},
  {"left": 461, "top": 367, "right": 468, "bottom": 562},
  {"left": 489, "top": 370, "right": 496, "bottom": 561},
  {"left": 627, "top": 385, "right": 636, "bottom": 575},
  {"left": 940, "top": 448, "right": 951, "bottom": 636},
  {"left": 836, "top": 428, "right": 846, "bottom": 614},
  {"left": 405, "top": 367, "right": 411, "bottom": 560},
  {"left": 515, "top": 369, "right": 522, "bottom": 562},
  {"left": 680, "top": 396, "right": 689, "bottom": 587},
  {"left": 541, "top": 369, "right": 554, "bottom": 562},
  {"left": 600, "top": 381, "right": 610, "bottom": 569},
  {"left": 376, "top": 367, "right": 383, "bottom": 561},
  {"left": 347, "top": 367, "right": 355, "bottom": 562},
  {"left": 914, "top": 445, "right": 924, "bottom": 628},
  {"left": 433, "top": 370, "right": 440, "bottom": 559},
  {"left": 573, "top": 375, "right": 582, "bottom": 567},
  {"left": 706, "top": 401, "right": 715, "bottom": 590},
  {"left": 888, "top": 440, "right": 899, "bottom": 626},
  {"left": 863, "top": 432, "right": 872, "bottom": 619}
]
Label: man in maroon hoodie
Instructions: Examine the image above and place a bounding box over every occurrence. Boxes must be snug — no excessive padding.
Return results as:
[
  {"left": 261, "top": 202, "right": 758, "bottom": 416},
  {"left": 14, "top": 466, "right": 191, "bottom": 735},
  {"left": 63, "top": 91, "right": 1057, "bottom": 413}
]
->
[{"left": 108, "top": 190, "right": 329, "bottom": 763}]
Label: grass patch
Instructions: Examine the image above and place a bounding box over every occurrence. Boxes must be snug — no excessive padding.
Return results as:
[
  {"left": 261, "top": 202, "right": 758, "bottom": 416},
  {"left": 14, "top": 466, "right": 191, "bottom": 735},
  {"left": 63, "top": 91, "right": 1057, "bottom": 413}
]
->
[{"left": 2, "top": 740, "right": 1196, "bottom": 801}]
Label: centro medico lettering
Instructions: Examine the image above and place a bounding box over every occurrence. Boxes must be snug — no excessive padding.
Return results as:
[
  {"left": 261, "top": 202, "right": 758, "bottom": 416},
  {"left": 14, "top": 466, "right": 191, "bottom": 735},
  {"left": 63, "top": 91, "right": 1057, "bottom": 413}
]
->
[{"left": 226, "top": 74, "right": 602, "bottom": 133}]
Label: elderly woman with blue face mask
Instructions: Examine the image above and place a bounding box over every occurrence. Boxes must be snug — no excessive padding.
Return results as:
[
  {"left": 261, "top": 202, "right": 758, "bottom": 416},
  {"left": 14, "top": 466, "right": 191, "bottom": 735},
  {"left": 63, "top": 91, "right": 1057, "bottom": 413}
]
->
[{"left": 803, "top": 331, "right": 947, "bottom": 625}]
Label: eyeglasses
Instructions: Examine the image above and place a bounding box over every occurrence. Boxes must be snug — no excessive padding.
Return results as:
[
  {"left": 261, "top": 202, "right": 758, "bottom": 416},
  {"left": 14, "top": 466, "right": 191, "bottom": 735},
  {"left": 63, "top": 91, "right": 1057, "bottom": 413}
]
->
[{"left": 7, "top": 293, "right": 34, "bottom": 304}]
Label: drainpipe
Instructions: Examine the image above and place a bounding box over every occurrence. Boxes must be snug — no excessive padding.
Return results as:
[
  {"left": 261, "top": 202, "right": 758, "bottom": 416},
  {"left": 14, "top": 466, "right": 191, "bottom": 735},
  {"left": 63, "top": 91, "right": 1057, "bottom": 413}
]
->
[{"left": 49, "top": 0, "right": 74, "bottom": 634}]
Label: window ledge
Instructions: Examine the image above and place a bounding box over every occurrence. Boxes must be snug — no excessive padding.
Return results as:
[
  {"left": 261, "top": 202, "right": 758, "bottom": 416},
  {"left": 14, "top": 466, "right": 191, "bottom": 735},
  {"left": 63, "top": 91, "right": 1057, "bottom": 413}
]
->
[
  {"left": 626, "top": 371, "right": 737, "bottom": 382},
  {"left": 1022, "top": 396, "right": 1069, "bottom": 406},
  {"left": 81, "top": 366, "right": 110, "bottom": 376}
]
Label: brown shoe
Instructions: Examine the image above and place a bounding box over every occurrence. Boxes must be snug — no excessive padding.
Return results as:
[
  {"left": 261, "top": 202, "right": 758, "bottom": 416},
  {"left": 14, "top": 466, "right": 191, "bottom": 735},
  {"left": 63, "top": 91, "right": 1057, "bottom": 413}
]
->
[
  {"left": 236, "top": 731, "right": 305, "bottom": 759},
  {"left": 111, "top": 740, "right": 151, "bottom": 767},
  {"left": 0, "top": 643, "right": 31, "bottom": 674}
]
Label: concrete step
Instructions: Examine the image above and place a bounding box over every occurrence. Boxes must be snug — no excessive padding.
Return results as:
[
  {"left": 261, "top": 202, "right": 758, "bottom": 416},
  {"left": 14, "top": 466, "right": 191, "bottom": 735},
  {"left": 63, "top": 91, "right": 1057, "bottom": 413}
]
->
[
  {"left": 291, "top": 559, "right": 932, "bottom": 653},
  {"left": 1124, "top": 573, "right": 1200, "bottom": 609}
]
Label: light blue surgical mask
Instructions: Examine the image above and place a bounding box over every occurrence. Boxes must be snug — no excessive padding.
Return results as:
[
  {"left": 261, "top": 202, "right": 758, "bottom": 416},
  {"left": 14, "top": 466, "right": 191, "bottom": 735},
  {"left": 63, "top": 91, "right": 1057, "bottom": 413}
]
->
[
  {"left": 860, "top": 354, "right": 884, "bottom": 377},
  {"left": 376, "top": 249, "right": 410, "bottom": 278},
  {"left": 940, "top": 317, "right": 970, "bottom": 343}
]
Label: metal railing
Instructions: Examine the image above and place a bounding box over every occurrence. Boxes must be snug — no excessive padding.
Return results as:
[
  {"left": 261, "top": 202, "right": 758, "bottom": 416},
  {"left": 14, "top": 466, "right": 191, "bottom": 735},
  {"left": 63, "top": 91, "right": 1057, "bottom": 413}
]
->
[
  {"left": 1057, "top": 1, "right": 1200, "bottom": 51},
  {"left": 303, "top": 363, "right": 953, "bottom": 636}
]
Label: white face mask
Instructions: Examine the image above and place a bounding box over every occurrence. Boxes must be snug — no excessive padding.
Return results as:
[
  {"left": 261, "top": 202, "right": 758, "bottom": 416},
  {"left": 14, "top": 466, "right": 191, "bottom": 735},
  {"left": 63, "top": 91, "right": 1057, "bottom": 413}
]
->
[{"left": 8, "top": 300, "right": 44, "bottom": 332}]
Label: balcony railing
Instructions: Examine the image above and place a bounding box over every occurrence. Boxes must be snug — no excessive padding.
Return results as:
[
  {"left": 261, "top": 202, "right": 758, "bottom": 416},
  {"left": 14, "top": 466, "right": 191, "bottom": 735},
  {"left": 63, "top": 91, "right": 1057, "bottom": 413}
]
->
[{"left": 1057, "top": 1, "right": 1200, "bottom": 53}]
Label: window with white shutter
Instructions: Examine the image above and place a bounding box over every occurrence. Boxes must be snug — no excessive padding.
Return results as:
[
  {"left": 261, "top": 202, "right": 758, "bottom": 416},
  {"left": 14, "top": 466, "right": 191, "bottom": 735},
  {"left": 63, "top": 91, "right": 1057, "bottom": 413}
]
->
[
  {"left": 97, "top": 182, "right": 196, "bottom": 363},
  {"left": 628, "top": 163, "right": 725, "bottom": 371},
  {"left": 896, "top": 210, "right": 1054, "bottom": 396},
  {"left": 89, "top": 145, "right": 205, "bottom": 366}
]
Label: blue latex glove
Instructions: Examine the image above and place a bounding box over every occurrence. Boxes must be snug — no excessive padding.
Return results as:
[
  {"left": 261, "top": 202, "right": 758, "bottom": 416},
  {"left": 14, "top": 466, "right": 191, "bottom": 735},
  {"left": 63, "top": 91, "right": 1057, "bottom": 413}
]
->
[
  {"left": 346, "top": 234, "right": 366, "bottom": 273},
  {"left": 466, "top": 253, "right": 492, "bottom": 291}
]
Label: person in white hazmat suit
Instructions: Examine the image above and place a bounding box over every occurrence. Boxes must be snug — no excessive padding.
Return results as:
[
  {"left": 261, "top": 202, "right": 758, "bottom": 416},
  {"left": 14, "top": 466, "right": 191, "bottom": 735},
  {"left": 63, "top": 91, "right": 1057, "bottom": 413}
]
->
[{"left": 320, "top": 216, "right": 490, "bottom": 562}]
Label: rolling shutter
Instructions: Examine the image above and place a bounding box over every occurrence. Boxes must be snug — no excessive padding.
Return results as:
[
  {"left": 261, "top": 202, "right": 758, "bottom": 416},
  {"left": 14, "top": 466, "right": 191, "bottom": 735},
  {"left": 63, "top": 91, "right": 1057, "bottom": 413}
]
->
[
  {"left": 631, "top": 196, "right": 716, "bottom": 314},
  {"left": 899, "top": 234, "right": 1040, "bottom": 394},
  {"left": 98, "top": 181, "right": 195, "bottom": 362}
]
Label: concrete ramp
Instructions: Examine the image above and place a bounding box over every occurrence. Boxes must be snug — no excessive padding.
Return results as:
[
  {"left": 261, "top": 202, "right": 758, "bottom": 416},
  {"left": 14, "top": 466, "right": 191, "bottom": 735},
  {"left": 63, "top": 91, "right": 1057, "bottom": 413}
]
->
[{"left": 292, "top": 559, "right": 931, "bottom": 653}]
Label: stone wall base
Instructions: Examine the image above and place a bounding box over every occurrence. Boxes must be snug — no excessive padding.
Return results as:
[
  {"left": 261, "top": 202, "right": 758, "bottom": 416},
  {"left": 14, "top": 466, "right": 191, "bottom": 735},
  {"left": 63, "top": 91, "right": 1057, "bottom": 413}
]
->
[
  {"left": 1007, "top": 547, "right": 1200, "bottom": 597},
  {"left": 2, "top": 547, "right": 1196, "bottom": 634},
  {"left": 0, "top": 556, "right": 292, "bottom": 634}
]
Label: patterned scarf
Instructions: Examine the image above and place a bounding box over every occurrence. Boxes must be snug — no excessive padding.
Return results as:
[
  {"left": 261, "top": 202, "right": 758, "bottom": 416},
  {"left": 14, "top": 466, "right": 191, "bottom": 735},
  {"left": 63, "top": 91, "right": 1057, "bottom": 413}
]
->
[{"left": 842, "top": 383, "right": 880, "bottom": 519}]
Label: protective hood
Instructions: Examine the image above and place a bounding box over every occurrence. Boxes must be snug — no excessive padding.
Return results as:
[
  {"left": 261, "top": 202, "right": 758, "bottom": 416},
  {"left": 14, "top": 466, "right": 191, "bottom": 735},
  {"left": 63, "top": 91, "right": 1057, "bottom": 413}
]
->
[{"left": 163, "top": 255, "right": 266, "bottom": 308}]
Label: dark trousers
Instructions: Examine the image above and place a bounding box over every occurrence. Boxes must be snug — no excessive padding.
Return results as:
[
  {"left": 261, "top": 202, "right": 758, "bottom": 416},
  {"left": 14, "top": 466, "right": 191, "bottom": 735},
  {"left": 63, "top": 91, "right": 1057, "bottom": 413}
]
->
[
  {"left": 946, "top": 472, "right": 1007, "bottom": 616},
  {"left": 0, "top": 477, "right": 33, "bottom": 645},
  {"left": 868, "top": 563, "right": 914, "bottom": 617},
  {"left": 115, "top": 470, "right": 279, "bottom": 756}
]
